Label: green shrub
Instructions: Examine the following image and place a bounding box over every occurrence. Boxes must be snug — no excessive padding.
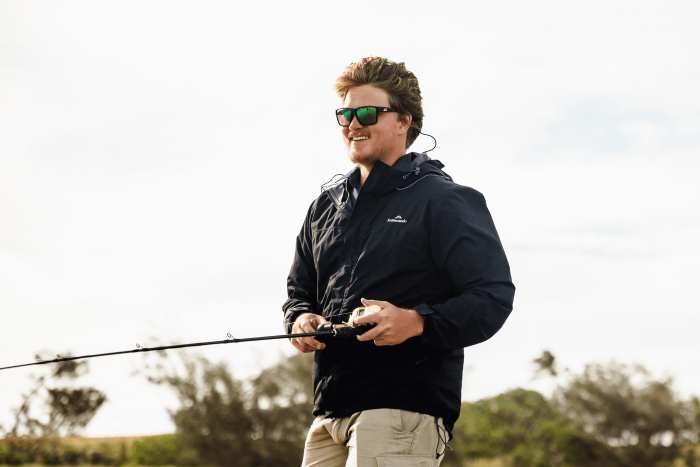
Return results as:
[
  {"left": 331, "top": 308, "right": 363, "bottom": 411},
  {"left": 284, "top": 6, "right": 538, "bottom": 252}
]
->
[
  {"left": 89, "top": 440, "right": 127, "bottom": 466},
  {"left": 0, "top": 436, "right": 39, "bottom": 465},
  {"left": 451, "top": 389, "right": 622, "bottom": 467},
  {"left": 62, "top": 443, "right": 86, "bottom": 465},
  {"left": 0, "top": 443, "right": 8, "bottom": 465},
  {"left": 3, "top": 449, "right": 27, "bottom": 466},
  {"left": 39, "top": 448, "right": 62, "bottom": 465},
  {"left": 146, "top": 352, "right": 315, "bottom": 467},
  {"left": 130, "top": 434, "right": 180, "bottom": 466},
  {"left": 554, "top": 362, "right": 700, "bottom": 467}
]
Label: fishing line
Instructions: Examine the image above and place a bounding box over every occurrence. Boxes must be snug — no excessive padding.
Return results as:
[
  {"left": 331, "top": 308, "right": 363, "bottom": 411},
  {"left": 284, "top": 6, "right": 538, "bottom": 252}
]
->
[{"left": 0, "top": 310, "right": 369, "bottom": 372}]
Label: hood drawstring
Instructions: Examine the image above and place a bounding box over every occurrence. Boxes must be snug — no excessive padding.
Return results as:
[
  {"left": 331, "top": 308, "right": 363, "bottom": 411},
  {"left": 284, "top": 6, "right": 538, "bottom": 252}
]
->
[{"left": 403, "top": 167, "right": 420, "bottom": 179}]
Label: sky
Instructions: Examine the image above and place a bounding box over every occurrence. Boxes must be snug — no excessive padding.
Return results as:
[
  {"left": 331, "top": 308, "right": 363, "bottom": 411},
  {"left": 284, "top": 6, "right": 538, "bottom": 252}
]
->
[{"left": 1, "top": 0, "right": 699, "bottom": 437}]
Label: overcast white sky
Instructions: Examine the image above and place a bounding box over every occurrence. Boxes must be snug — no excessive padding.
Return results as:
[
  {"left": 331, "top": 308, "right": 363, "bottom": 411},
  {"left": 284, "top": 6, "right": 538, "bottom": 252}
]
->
[{"left": 1, "top": 0, "right": 699, "bottom": 437}]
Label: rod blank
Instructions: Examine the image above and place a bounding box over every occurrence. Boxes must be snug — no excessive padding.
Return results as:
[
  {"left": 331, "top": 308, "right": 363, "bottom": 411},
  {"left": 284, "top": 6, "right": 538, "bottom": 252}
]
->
[{"left": 0, "top": 331, "right": 332, "bottom": 372}]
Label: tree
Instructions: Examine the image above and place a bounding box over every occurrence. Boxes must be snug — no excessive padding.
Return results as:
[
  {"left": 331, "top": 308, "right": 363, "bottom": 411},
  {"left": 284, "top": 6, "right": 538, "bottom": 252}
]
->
[
  {"left": 147, "top": 354, "right": 257, "bottom": 466},
  {"left": 7, "top": 355, "right": 107, "bottom": 437},
  {"left": 553, "top": 362, "right": 700, "bottom": 467},
  {"left": 532, "top": 350, "right": 558, "bottom": 378},
  {"left": 449, "top": 388, "right": 622, "bottom": 467},
  {"left": 146, "top": 351, "right": 314, "bottom": 467},
  {"left": 248, "top": 352, "right": 316, "bottom": 465}
]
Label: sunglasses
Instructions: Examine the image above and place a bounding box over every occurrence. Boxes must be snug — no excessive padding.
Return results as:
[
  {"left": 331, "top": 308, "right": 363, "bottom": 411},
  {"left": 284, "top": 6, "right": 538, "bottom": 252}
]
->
[{"left": 335, "top": 106, "right": 398, "bottom": 127}]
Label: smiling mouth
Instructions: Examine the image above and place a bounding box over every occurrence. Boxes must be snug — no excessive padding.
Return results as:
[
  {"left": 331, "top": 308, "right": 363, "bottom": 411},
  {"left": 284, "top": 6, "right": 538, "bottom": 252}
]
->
[{"left": 350, "top": 136, "right": 369, "bottom": 141}]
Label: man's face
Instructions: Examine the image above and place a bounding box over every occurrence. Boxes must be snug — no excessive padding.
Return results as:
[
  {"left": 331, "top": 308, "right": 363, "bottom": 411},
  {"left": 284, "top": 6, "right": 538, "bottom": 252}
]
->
[{"left": 342, "top": 85, "right": 407, "bottom": 167}]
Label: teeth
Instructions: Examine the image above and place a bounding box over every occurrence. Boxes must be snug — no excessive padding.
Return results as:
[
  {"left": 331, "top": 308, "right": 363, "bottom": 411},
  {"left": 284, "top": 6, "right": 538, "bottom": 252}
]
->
[{"left": 352, "top": 137, "right": 369, "bottom": 141}]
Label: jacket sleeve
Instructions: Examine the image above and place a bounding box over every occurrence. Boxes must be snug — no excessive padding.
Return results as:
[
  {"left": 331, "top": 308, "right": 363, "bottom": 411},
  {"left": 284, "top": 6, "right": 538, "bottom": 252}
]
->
[
  {"left": 413, "top": 185, "right": 515, "bottom": 350},
  {"left": 282, "top": 202, "right": 319, "bottom": 334}
]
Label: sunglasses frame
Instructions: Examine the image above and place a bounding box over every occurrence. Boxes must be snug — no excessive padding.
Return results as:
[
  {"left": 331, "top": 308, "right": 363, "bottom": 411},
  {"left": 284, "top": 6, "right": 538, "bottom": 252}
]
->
[{"left": 335, "top": 106, "right": 398, "bottom": 127}]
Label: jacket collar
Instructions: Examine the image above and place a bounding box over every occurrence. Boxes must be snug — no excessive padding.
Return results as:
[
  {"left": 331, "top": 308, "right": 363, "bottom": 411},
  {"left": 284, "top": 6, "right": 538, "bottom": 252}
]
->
[{"left": 324, "top": 153, "right": 449, "bottom": 213}]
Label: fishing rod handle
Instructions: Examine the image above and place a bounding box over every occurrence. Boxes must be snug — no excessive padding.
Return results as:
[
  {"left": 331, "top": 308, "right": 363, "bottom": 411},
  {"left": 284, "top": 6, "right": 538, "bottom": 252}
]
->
[
  {"left": 316, "top": 323, "right": 371, "bottom": 339},
  {"left": 315, "top": 306, "right": 378, "bottom": 342}
]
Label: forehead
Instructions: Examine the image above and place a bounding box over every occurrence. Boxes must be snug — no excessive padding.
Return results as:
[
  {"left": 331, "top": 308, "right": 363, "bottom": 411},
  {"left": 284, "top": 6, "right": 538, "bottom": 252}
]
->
[{"left": 344, "top": 85, "right": 390, "bottom": 108}]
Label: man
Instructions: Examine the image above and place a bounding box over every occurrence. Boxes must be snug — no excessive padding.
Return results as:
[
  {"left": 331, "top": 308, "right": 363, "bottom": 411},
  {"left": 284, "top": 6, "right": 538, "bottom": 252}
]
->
[{"left": 283, "top": 57, "right": 515, "bottom": 467}]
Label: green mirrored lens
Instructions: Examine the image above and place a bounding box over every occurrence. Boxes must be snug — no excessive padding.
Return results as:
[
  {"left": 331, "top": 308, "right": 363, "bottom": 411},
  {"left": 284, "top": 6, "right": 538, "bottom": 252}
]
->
[
  {"left": 356, "top": 107, "right": 377, "bottom": 125},
  {"left": 337, "top": 109, "right": 353, "bottom": 126}
]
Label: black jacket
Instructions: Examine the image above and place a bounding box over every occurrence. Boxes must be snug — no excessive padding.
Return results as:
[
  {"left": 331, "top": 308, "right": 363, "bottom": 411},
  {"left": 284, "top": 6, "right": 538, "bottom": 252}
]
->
[{"left": 283, "top": 153, "right": 515, "bottom": 433}]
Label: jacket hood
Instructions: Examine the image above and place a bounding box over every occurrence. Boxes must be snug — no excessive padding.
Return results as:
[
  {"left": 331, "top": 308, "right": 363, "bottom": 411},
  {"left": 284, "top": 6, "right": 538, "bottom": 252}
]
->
[{"left": 324, "top": 152, "right": 452, "bottom": 213}]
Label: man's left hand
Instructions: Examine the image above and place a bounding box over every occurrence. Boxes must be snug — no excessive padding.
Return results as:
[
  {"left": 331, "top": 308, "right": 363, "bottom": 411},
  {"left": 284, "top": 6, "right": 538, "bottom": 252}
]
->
[{"left": 355, "top": 298, "right": 424, "bottom": 346}]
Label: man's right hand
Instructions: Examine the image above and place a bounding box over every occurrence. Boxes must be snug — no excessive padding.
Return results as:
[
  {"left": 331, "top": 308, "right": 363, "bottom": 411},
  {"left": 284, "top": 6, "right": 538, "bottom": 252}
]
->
[{"left": 291, "top": 313, "right": 329, "bottom": 353}]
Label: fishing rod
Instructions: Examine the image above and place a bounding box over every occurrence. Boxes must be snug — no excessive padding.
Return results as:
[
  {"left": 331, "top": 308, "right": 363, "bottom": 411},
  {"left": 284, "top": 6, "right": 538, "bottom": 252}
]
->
[{"left": 0, "top": 307, "right": 375, "bottom": 372}]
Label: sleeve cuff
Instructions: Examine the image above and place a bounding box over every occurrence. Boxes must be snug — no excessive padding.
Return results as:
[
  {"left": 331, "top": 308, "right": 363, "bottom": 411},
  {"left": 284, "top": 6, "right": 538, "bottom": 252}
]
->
[
  {"left": 414, "top": 304, "right": 436, "bottom": 347},
  {"left": 284, "top": 308, "right": 304, "bottom": 334}
]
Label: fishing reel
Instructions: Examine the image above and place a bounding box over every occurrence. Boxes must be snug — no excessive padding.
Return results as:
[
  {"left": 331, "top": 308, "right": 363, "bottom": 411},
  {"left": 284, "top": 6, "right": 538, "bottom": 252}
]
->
[
  {"left": 1, "top": 305, "right": 380, "bottom": 371},
  {"left": 316, "top": 306, "right": 378, "bottom": 342}
]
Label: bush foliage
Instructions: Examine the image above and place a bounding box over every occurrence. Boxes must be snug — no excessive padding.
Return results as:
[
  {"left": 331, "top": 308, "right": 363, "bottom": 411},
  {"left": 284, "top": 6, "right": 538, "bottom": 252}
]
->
[
  {"left": 554, "top": 362, "right": 700, "bottom": 467},
  {"left": 0, "top": 436, "right": 125, "bottom": 466},
  {"left": 144, "top": 351, "right": 315, "bottom": 467},
  {"left": 3, "top": 355, "right": 699, "bottom": 467},
  {"left": 7, "top": 357, "right": 106, "bottom": 438},
  {"left": 450, "top": 389, "right": 622, "bottom": 467}
]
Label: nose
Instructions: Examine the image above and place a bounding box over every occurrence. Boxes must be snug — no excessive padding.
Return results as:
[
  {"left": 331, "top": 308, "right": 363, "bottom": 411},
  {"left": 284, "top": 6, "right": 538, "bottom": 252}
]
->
[{"left": 348, "top": 113, "right": 364, "bottom": 131}]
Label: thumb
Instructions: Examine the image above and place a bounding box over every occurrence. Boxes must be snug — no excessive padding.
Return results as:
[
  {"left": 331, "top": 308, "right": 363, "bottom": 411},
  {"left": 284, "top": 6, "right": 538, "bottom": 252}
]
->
[
  {"left": 361, "top": 298, "right": 391, "bottom": 309},
  {"left": 313, "top": 315, "right": 330, "bottom": 329}
]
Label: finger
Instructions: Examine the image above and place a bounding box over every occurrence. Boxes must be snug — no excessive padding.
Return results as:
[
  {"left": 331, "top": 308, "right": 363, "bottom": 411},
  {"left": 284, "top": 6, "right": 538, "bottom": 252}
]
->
[
  {"left": 308, "top": 316, "right": 329, "bottom": 331},
  {"left": 292, "top": 323, "right": 321, "bottom": 339},
  {"left": 315, "top": 316, "right": 330, "bottom": 330},
  {"left": 300, "top": 319, "right": 319, "bottom": 333},
  {"left": 357, "top": 326, "right": 382, "bottom": 342},
  {"left": 355, "top": 313, "right": 381, "bottom": 325},
  {"left": 295, "top": 314, "right": 328, "bottom": 332},
  {"left": 298, "top": 319, "right": 313, "bottom": 333},
  {"left": 361, "top": 298, "right": 393, "bottom": 308},
  {"left": 291, "top": 339, "right": 313, "bottom": 353},
  {"left": 311, "top": 338, "right": 326, "bottom": 350},
  {"left": 293, "top": 339, "right": 320, "bottom": 352},
  {"left": 355, "top": 304, "right": 383, "bottom": 325},
  {"left": 301, "top": 336, "right": 325, "bottom": 350}
]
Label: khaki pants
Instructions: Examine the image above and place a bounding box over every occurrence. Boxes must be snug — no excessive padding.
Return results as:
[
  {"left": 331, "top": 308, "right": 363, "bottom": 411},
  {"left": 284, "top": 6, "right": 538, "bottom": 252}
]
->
[{"left": 301, "top": 409, "right": 447, "bottom": 467}]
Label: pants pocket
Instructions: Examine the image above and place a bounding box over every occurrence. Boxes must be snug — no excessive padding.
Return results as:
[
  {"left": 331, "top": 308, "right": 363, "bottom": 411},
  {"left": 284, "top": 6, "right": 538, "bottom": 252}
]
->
[
  {"left": 376, "top": 455, "right": 435, "bottom": 466},
  {"left": 398, "top": 410, "right": 424, "bottom": 434}
]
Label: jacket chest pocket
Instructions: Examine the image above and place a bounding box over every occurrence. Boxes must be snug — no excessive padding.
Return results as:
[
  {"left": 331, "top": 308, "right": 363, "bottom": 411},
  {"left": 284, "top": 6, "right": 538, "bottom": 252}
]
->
[{"left": 361, "top": 224, "right": 431, "bottom": 274}]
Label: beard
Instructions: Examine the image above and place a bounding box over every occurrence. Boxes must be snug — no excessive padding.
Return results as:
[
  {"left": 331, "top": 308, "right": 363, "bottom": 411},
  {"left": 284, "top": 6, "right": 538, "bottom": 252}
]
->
[
  {"left": 348, "top": 148, "right": 379, "bottom": 166},
  {"left": 347, "top": 136, "right": 392, "bottom": 168}
]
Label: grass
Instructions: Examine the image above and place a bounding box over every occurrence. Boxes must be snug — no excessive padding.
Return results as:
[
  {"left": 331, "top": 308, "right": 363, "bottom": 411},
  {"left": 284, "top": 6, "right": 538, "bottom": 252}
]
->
[
  {"left": 2, "top": 435, "right": 698, "bottom": 467},
  {"left": 0, "top": 434, "right": 177, "bottom": 466},
  {"left": 51, "top": 435, "right": 153, "bottom": 451}
]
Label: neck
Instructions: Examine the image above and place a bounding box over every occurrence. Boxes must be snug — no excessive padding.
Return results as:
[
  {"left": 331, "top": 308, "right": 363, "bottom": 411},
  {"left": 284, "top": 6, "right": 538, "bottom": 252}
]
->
[
  {"left": 359, "top": 162, "right": 373, "bottom": 185},
  {"left": 358, "top": 150, "right": 406, "bottom": 184}
]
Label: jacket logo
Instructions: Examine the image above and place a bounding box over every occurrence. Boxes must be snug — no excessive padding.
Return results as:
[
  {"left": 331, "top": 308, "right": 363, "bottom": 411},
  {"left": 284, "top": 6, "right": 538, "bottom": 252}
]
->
[{"left": 387, "top": 215, "right": 407, "bottom": 224}]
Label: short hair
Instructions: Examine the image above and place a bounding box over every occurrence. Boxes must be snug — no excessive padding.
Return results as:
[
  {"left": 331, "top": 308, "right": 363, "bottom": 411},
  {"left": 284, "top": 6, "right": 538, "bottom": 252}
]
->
[{"left": 335, "top": 57, "right": 423, "bottom": 149}]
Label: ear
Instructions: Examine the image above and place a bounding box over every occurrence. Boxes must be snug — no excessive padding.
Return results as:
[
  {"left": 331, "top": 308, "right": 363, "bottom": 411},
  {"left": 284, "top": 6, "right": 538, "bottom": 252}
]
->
[{"left": 396, "top": 113, "right": 412, "bottom": 136}]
